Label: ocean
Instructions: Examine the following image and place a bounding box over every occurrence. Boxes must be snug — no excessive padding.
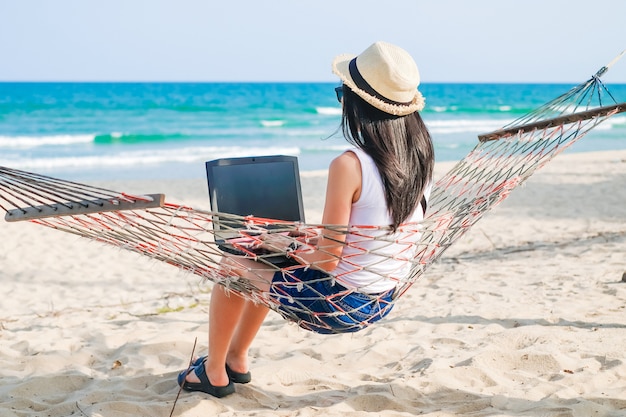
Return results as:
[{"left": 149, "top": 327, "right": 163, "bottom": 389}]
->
[{"left": 1, "top": 82, "right": 625, "bottom": 182}]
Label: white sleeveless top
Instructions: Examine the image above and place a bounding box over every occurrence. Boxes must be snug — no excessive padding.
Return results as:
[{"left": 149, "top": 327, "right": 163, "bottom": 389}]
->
[{"left": 331, "top": 148, "right": 430, "bottom": 293}]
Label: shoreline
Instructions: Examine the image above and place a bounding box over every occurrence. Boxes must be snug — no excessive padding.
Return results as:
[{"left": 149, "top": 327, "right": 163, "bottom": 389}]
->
[{"left": 1, "top": 149, "right": 625, "bottom": 416}]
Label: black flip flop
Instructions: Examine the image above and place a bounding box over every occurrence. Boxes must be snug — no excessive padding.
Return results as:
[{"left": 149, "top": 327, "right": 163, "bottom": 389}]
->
[
  {"left": 178, "top": 362, "right": 235, "bottom": 398},
  {"left": 226, "top": 363, "right": 252, "bottom": 384},
  {"left": 192, "top": 356, "right": 252, "bottom": 384}
]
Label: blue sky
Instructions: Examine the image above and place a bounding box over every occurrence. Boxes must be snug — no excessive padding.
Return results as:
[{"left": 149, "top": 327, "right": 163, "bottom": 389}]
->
[{"left": 1, "top": 0, "right": 625, "bottom": 83}]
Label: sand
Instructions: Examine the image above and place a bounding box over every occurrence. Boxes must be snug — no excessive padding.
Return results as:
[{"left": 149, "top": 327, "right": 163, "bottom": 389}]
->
[{"left": 1, "top": 149, "right": 625, "bottom": 417}]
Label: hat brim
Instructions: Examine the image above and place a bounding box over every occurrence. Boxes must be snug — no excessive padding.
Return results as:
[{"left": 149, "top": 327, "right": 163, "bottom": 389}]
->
[{"left": 332, "top": 53, "right": 425, "bottom": 116}]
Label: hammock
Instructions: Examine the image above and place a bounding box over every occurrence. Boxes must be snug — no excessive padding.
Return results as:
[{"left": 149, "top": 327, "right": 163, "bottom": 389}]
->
[{"left": 1, "top": 62, "right": 624, "bottom": 334}]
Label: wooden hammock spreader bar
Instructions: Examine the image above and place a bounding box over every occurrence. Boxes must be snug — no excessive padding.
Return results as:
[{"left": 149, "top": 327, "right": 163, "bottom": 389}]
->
[
  {"left": 4, "top": 193, "right": 165, "bottom": 222},
  {"left": 478, "top": 102, "right": 626, "bottom": 142}
]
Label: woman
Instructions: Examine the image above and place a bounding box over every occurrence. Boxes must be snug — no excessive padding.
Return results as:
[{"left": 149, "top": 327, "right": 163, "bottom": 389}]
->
[{"left": 178, "top": 41, "right": 434, "bottom": 398}]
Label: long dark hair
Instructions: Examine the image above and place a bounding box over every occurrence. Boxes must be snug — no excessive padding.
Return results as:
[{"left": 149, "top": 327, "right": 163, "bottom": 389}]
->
[{"left": 340, "top": 86, "right": 434, "bottom": 231}]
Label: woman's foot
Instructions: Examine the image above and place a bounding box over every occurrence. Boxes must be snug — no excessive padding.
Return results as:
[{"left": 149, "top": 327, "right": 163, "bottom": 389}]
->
[
  {"left": 191, "top": 356, "right": 252, "bottom": 384},
  {"left": 226, "top": 363, "right": 252, "bottom": 384},
  {"left": 177, "top": 362, "right": 235, "bottom": 398}
]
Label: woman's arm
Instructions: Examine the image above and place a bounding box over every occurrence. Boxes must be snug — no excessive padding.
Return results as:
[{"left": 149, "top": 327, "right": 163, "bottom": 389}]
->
[{"left": 290, "top": 151, "right": 361, "bottom": 271}]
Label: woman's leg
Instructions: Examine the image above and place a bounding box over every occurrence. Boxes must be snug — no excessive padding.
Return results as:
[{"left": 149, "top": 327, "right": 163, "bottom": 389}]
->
[
  {"left": 226, "top": 298, "right": 270, "bottom": 374},
  {"left": 185, "top": 256, "right": 275, "bottom": 386}
]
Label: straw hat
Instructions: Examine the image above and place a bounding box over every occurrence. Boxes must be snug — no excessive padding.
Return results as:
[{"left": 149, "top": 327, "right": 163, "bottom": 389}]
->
[{"left": 332, "top": 41, "right": 425, "bottom": 116}]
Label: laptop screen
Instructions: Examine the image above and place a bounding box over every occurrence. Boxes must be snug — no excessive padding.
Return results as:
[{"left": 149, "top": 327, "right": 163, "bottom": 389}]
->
[{"left": 205, "top": 155, "right": 305, "bottom": 227}]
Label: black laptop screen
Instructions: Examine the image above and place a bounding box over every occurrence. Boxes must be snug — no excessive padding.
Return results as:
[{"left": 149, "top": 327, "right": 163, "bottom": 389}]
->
[{"left": 206, "top": 155, "right": 305, "bottom": 224}]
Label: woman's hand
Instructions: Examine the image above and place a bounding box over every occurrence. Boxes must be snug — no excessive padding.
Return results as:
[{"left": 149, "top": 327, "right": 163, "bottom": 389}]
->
[{"left": 257, "top": 232, "right": 295, "bottom": 253}]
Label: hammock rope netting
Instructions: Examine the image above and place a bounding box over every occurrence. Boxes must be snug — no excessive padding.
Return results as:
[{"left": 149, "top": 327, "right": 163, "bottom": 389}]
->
[{"left": 1, "top": 66, "right": 624, "bottom": 334}]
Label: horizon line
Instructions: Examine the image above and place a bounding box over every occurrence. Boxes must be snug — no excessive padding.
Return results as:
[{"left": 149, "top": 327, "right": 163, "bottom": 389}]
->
[{"left": 2, "top": 79, "right": 623, "bottom": 85}]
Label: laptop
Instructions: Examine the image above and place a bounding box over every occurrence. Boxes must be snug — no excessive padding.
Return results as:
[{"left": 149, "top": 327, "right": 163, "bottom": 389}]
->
[{"left": 205, "top": 155, "right": 305, "bottom": 257}]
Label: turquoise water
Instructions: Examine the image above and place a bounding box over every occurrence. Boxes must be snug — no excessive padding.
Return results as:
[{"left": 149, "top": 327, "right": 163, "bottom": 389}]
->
[{"left": 0, "top": 82, "right": 624, "bottom": 181}]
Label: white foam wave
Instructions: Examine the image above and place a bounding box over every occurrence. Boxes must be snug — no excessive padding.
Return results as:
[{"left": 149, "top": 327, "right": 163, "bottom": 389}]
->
[
  {"left": 316, "top": 107, "right": 342, "bottom": 116},
  {"left": 260, "top": 120, "right": 285, "bottom": 127},
  {"left": 592, "top": 115, "right": 626, "bottom": 130},
  {"left": 607, "top": 115, "right": 626, "bottom": 126},
  {"left": 426, "top": 113, "right": 626, "bottom": 135},
  {"left": 426, "top": 119, "right": 513, "bottom": 135},
  {"left": 431, "top": 106, "right": 459, "bottom": 113},
  {"left": 0, "top": 146, "right": 302, "bottom": 171},
  {"left": 285, "top": 129, "right": 332, "bottom": 137},
  {"left": 0, "top": 134, "right": 95, "bottom": 149}
]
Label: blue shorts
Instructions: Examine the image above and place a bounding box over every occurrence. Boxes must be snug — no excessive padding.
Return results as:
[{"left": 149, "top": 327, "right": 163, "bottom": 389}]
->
[{"left": 269, "top": 267, "right": 395, "bottom": 334}]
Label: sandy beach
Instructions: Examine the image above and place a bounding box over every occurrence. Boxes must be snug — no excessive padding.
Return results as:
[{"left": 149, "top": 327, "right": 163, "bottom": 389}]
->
[{"left": 1, "top": 149, "right": 625, "bottom": 417}]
